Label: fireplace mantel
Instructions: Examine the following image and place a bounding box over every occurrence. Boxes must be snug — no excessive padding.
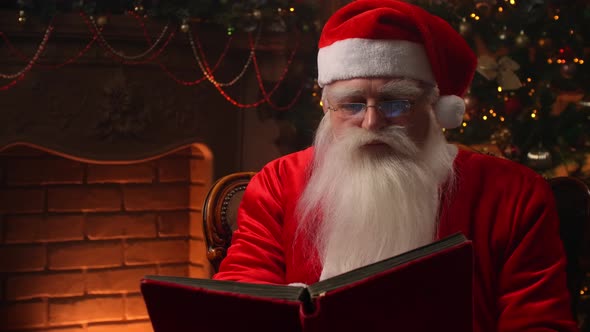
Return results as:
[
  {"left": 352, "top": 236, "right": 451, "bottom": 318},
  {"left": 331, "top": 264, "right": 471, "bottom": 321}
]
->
[{"left": 0, "top": 10, "right": 313, "bottom": 170}]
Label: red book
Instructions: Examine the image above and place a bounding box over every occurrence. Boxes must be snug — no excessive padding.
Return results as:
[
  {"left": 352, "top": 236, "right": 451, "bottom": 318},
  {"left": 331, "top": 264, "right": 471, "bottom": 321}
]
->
[{"left": 141, "top": 233, "right": 473, "bottom": 332}]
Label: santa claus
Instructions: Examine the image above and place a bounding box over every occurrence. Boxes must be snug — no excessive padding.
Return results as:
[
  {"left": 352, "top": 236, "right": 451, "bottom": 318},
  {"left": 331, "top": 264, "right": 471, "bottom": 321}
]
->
[{"left": 214, "top": 1, "right": 578, "bottom": 331}]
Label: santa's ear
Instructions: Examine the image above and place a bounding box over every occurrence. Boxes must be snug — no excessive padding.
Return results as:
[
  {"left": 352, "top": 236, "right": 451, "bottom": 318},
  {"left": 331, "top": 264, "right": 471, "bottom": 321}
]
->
[
  {"left": 322, "top": 102, "right": 329, "bottom": 114},
  {"left": 321, "top": 100, "right": 331, "bottom": 115},
  {"left": 321, "top": 89, "right": 329, "bottom": 114}
]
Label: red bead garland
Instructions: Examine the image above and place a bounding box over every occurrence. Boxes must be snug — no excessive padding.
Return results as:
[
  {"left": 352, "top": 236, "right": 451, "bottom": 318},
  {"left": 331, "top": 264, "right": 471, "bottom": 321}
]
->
[
  {"left": 127, "top": 10, "right": 237, "bottom": 86},
  {"left": 0, "top": 26, "right": 53, "bottom": 91},
  {"left": 0, "top": 17, "right": 97, "bottom": 70},
  {"left": 0, "top": 11, "right": 304, "bottom": 110}
]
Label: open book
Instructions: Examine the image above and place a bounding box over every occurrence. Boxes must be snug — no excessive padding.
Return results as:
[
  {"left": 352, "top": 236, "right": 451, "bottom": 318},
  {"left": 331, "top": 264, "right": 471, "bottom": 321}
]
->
[{"left": 141, "top": 233, "right": 473, "bottom": 332}]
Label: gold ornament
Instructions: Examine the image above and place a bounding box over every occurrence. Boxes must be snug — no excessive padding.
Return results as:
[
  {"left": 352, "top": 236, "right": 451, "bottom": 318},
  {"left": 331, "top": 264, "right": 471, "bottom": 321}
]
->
[
  {"left": 180, "top": 19, "right": 190, "bottom": 33},
  {"left": 537, "top": 36, "right": 552, "bottom": 50},
  {"left": 475, "top": 0, "right": 496, "bottom": 17},
  {"left": 490, "top": 127, "right": 512, "bottom": 150},
  {"left": 459, "top": 19, "right": 472, "bottom": 37},
  {"left": 96, "top": 15, "right": 108, "bottom": 26},
  {"left": 252, "top": 9, "right": 262, "bottom": 20},
  {"left": 526, "top": 144, "right": 553, "bottom": 170},
  {"left": 559, "top": 63, "right": 577, "bottom": 79},
  {"left": 514, "top": 30, "right": 530, "bottom": 48}
]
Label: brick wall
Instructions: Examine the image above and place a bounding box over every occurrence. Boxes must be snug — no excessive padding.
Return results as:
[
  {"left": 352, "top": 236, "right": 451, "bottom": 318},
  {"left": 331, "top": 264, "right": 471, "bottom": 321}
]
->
[{"left": 0, "top": 143, "right": 213, "bottom": 332}]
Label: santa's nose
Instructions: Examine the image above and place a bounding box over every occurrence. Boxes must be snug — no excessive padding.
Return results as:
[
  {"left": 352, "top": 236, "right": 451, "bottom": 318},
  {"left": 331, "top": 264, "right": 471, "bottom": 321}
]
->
[{"left": 361, "top": 106, "right": 388, "bottom": 131}]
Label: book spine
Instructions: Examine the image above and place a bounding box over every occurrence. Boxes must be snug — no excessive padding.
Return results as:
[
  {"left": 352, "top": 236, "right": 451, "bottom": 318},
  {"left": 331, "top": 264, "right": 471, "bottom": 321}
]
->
[{"left": 299, "top": 294, "right": 322, "bottom": 332}]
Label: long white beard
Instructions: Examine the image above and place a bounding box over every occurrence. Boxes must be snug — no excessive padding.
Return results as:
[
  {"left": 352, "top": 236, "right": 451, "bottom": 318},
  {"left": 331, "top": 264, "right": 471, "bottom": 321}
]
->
[{"left": 295, "top": 112, "right": 457, "bottom": 280}]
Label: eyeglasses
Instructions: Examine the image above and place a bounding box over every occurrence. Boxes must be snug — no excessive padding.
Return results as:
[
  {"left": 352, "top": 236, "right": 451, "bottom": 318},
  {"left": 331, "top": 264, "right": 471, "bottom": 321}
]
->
[{"left": 327, "top": 100, "right": 413, "bottom": 119}]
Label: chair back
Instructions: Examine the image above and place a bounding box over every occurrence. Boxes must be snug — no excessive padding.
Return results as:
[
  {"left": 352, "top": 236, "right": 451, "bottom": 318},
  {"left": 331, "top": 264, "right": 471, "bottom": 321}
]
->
[
  {"left": 202, "top": 172, "right": 256, "bottom": 272},
  {"left": 548, "top": 176, "right": 590, "bottom": 325}
]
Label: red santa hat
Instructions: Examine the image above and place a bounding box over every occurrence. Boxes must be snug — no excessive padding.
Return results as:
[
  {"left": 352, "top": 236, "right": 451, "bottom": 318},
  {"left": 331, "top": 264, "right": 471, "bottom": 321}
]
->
[{"left": 317, "top": 0, "right": 477, "bottom": 129}]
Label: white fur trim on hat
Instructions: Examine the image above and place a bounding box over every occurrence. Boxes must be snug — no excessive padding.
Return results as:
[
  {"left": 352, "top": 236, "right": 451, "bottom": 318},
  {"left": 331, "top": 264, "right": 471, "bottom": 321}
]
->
[
  {"left": 434, "top": 95, "right": 465, "bottom": 129},
  {"left": 317, "top": 39, "right": 436, "bottom": 87}
]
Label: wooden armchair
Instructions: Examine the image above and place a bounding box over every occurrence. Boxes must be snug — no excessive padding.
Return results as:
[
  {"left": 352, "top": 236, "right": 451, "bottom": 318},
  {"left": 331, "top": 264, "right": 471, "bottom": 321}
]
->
[
  {"left": 548, "top": 176, "right": 590, "bottom": 327},
  {"left": 202, "top": 171, "right": 256, "bottom": 272}
]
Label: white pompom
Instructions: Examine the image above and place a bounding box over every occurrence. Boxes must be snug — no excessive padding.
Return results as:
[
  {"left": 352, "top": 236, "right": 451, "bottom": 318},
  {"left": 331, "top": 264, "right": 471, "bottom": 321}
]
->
[{"left": 434, "top": 95, "right": 465, "bottom": 129}]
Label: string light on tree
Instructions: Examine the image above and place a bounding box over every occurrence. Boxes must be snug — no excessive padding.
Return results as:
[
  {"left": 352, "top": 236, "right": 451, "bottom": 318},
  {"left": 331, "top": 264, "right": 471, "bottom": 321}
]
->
[
  {"left": 133, "top": 0, "right": 144, "bottom": 14},
  {"left": 498, "top": 26, "right": 508, "bottom": 41},
  {"left": 17, "top": 10, "right": 26, "bottom": 24},
  {"left": 514, "top": 30, "right": 530, "bottom": 48},
  {"left": 459, "top": 18, "right": 472, "bottom": 37}
]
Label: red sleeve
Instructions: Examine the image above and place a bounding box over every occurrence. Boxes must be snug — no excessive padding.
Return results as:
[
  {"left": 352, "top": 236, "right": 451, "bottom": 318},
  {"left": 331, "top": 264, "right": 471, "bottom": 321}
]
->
[
  {"left": 212, "top": 162, "right": 287, "bottom": 284},
  {"left": 496, "top": 176, "right": 579, "bottom": 332}
]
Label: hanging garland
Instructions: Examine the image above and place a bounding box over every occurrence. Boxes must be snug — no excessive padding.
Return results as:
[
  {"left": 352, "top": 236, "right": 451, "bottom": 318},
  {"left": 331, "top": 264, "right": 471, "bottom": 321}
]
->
[
  {"left": 126, "top": 9, "right": 235, "bottom": 86},
  {"left": 188, "top": 22, "right": 261, "bottom": 87},
  {"left": 87, "top": 14, "right": 173, "bottom": 62},
  {"left": 6, "top": 0, "right": 319, "bottom": 33},
  {"left": 0, "top": 0, "right": 318, "bottom": 110},
  {"left": 0, "top": 26, "right": 53, "bottom": 91}
]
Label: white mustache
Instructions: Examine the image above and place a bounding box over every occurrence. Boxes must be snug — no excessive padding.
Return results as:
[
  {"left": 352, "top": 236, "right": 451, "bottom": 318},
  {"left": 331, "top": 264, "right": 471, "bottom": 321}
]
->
[{"left": 339, "top": 126, "right": 420, "bottom": 158}]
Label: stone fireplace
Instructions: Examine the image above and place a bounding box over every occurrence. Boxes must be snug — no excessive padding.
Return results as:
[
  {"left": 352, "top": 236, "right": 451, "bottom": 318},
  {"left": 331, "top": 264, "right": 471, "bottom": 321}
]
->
[
  {"left": 0, "top": 2, "right": 319, "bottom": 329},
  {"left": 0, "top": 143, "right": 212, "bottom": 331},
  {"left": 0, "top": 10, "right": 299, "bottom": 331}
]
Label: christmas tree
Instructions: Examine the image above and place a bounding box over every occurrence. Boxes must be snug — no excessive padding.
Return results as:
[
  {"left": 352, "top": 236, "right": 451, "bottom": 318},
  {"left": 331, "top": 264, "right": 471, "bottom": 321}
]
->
[{"left": 414, "top": 0, "right": 590, "bottom": 179}]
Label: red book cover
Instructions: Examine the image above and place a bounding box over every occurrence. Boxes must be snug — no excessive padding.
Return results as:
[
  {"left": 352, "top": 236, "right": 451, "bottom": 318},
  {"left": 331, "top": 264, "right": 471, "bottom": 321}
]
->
[
  {"left": 141, "top": 278, "right": 303, "bottom": 332},
  {"left": 141, "top": 233, "right": 473, "bottom": 332}
]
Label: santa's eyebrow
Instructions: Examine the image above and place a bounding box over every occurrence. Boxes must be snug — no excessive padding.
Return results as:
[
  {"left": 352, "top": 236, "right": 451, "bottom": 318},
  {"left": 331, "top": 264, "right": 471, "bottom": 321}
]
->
[
  {"left": 326, "top": 87, "right": 365, "bottom": 101},
  {"left": 379, "top": 80, "right": 423, "bottom": 98}
]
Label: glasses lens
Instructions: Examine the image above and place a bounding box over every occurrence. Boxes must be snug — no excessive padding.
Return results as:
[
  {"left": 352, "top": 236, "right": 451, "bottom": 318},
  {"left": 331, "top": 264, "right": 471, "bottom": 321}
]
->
[
  {"left": 380, "top": 100, "right": 411, "bottom": 118},
  {"left": 337, "top": 103, "right": 366, "bottom": 116}
]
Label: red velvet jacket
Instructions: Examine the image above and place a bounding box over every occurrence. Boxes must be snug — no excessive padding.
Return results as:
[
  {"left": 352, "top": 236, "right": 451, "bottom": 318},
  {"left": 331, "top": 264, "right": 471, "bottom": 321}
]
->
[{"left": 214, "top": 147, "right": 578, "bottom": 332}]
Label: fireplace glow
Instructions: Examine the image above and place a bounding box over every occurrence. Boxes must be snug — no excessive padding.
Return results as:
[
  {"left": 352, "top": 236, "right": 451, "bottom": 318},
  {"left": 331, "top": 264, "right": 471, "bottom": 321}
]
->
[{"left": 0, "top": 143, "right": 213, "bottom": 331}]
